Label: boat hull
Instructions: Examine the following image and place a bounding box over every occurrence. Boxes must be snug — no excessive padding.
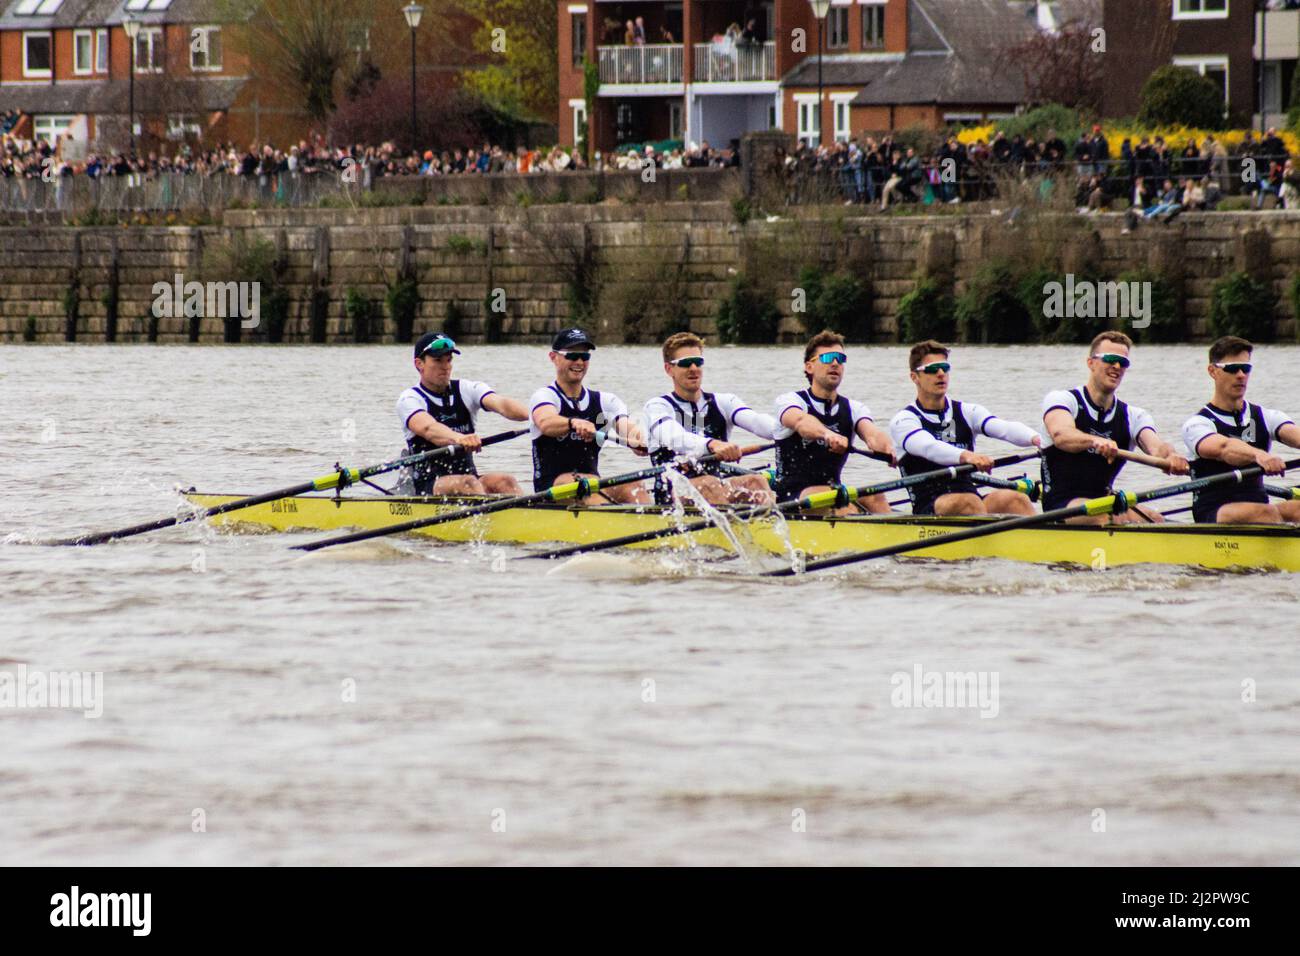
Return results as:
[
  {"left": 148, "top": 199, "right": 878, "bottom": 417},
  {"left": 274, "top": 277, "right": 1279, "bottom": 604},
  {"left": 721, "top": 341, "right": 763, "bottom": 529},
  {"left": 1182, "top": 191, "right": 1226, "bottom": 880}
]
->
[{"left": 183, "top": 492, "right": 1300, "bottom": 572}]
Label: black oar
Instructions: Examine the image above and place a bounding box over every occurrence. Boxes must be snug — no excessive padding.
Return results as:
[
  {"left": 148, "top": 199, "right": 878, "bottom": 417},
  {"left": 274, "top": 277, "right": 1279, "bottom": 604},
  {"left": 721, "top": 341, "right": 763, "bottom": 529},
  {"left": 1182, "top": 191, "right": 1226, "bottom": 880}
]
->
[
  {"left": 762, "top": 458, "right": 1300, "bottom": 577},
  {"left": 293, "top": 442, "right": 775, "bottom": 553},
  {"left": 46, "top": 428, "right": 528, "bottom": 547},
  {"left": 1162, "top": 481, "right": 1300, "bottom": 518},
  {"left": 522, "top": 450, "right": 1042, "bottom": 561}
]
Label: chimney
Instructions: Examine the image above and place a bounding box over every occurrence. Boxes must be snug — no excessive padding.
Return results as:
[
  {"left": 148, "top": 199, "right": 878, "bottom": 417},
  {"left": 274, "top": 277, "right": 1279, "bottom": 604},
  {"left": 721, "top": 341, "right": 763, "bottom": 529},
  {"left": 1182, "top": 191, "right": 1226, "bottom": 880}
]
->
[{"left": 887, "top": 0, "right": 911, "bottom": 54}]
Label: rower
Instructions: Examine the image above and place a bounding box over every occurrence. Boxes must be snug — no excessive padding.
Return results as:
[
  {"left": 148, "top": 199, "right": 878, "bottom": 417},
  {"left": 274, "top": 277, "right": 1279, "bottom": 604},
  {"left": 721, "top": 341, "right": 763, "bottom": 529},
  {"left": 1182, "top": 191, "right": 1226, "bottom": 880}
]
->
[
  {"left": 1041, "top": 331, "right": 1189, "bottom": 525},
  {"left": 529, "top": 328, "right": 651, "bottom": 504},
  {"left": 397, "top": 332, "right": 528, "bottom": 495},
  {"left": 644, "top": 332, "right": 776, "bottom": 506},
  {"left": 889, "top": 340, "right": 1041, "bottom": 516},
  {"left": 772, "top": 329, "right": 895, "bottom": 515},
  {"left": 1182, "top": 335, "right": 1300, "bottom": 524}
]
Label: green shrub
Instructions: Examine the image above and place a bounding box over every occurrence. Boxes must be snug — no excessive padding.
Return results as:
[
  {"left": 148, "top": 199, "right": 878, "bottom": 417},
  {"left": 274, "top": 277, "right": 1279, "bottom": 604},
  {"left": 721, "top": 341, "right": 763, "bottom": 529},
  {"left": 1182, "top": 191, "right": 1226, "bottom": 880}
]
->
[
  {"left": 1116, "top": 269, "right": 1182, "bottom": 344},
  {"left": 731, "top": 196, "right": 752, "bottom": 225},
  {"left": 956, "top": 261, "right": 1033, "bottom": 344},
  {"left": 446, "top": 234, "right": 484, "bottom": 255},
  {"left": 22, "top": 317, "right": 37, "bottom": 342},
  {"left": 993, "top": 104, "right": 1085, "bottom": 146},
  {"left": 345, "top": 286, "right": 375, "bottom": 343},
  {"left": 1020, "top": 267, "right": 1107, "bottom": 344},
  {"left": 1288, "top": 273, "right": 1300, "bottom": 343},
  {"left": 715, "top": 274, "right": 780, "bottom": 344},
  {"left": 444, "top": 299, "right": 464, "bottom": 341},
  {"left": 385, "top": 276, "right": 420, "bottom": 343},
  {"left": 263, "top": 287, "right": 291, "bottom": 343},
  {"left": 1208, "top": 271, "right": 1276, "bottom": 342},
  {"left": 1138, "top": 66, "right": 1227, "bottom": 131},
  {"left": 896, "top": 276, "right": 956, "bottom": 343},
  {"left": 795, "top": 266, "right": 871, "bottom": 341}
]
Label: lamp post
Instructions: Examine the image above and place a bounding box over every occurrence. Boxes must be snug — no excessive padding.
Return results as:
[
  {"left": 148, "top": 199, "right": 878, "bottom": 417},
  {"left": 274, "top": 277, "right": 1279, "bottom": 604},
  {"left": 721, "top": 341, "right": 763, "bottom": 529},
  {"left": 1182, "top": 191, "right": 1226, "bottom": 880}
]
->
[
  {"left": 1257, "top": 0, "right": 1267, "bottom": 136},
  {"left": 809, "top": 0, "right": 830, "bottom": 148},
  {"left": 123, "top": 14, "right": 140, "bottom": 158},
  {"left": 403, "top": 4, "right": 424, "bottom": 154}
]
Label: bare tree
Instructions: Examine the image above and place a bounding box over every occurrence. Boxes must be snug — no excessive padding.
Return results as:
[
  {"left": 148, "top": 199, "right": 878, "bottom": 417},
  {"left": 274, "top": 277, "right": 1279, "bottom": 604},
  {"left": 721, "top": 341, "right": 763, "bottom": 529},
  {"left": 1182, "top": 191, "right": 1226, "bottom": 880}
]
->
[{"left": 1000, "top": 0, "right": 1105, "bottom": 112}]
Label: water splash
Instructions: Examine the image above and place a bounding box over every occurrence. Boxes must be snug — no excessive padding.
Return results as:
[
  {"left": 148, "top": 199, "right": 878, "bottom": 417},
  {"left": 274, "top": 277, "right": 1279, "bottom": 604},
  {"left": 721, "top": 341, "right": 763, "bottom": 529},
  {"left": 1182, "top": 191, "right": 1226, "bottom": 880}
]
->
[{"left": 659, "top": 468, "right": 771, "bottom": 572}]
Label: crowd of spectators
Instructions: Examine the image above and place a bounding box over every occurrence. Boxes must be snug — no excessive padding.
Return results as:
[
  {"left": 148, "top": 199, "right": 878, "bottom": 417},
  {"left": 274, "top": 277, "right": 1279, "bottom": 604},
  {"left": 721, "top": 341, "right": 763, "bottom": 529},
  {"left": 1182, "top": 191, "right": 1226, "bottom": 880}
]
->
[
  {"left": 2, "top": 105, "right": 1296, "bottom": 219},
  {"left": 783, "top": 124, "right": 1298, "bottom": 216}
]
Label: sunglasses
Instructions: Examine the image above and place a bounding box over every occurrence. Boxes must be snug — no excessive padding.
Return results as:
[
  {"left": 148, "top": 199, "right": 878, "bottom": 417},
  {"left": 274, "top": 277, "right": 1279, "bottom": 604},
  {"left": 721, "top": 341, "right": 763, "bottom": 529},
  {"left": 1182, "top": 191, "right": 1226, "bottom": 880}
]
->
[
  {"left": 1091, "top": 353, "right": 1131, "bottom": 369},
  {"left": 816, "top": 352, "right": 848, "bottom": 365},
  {"left": 914, "top": 362, "right": 951, "bottom": 374},
  {"left": 563, "top": 351, "right": 591, "bottom": 362},
  {"left": 669, "top": 356, "right": 705, "bottom": 368},
  {"left": 1213, "top": 362, "right": 1253, "bottom": 374},
  {"left": 420, "top": 335, "right": 457, "bottom": 357}
]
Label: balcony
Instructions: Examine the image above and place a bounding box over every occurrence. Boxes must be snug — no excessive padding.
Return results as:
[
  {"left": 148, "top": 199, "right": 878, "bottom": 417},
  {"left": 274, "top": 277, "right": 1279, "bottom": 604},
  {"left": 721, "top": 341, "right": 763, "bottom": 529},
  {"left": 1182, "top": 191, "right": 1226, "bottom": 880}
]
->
[
  {"left": 597, "top": 44, "right": 683, "bottom": 85},
  {"left": 693, "top": 40, "right": 776, "bottom": 83}
]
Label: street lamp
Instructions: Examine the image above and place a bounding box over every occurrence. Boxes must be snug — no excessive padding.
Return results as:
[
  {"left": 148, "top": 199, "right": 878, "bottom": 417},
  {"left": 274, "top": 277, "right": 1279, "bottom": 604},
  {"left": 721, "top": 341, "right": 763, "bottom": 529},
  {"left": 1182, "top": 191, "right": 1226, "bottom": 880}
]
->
[
  {"left": 809, "top": 0, "right": 830, "bottom": 148},
  {"left": 122, "top": 14, "right": 140, "bottom": 158},
  {"left": 403, "top": 4, "right": 424, "bottom": 155}
]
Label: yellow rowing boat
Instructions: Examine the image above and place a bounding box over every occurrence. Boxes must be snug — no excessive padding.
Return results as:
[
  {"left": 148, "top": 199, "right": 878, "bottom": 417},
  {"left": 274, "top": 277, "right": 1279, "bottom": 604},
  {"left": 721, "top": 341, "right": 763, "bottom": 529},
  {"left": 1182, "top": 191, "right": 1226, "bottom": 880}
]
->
[{"left": 183, "top": 492, "right": 1300, "bottom": 572}]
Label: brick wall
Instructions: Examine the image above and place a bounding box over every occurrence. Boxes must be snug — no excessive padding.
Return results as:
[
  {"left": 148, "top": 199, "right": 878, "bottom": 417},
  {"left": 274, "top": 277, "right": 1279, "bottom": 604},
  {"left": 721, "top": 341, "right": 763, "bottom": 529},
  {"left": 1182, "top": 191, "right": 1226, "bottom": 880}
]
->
[{"left": 2, "top": 207, "right": 1298, "bottom": 344}]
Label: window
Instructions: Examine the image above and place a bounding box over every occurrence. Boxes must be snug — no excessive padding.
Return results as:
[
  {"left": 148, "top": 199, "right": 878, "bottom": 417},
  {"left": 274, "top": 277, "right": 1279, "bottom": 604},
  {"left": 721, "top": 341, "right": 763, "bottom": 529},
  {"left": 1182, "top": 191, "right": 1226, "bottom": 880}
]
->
[
  {"left": 74, "top": 30, "right": 94, "bottom": 75},
  {"left": 827, "top": 8, "right": 849, "bottom": 49},
  {"left": 135, "top": 27, "right": 164, "bottom": 73},
  {"left": 1173, "top": 55, "right": 1229, "bottom": 108},
  {"left": 33, "top": 115, "right": 74, "bottom": 145},
  {"left": 832, "top": 95, "right": 854, "bottom": 143},
  {"left": 15, "top": 0, "right": 65, "bottom": 13},
  {"left": 768, "top": 103, "right": 778, "bottom": 129},
  {"left": 796, "top": 96, "right": 821, "bottom": 147},
  {"left": 97, "top": 28, "right": 109, "bottom": 73},
  {"left": 124, "top": 0, "right": 173, "bottom": 10},
  {"left": 23, "top": 32, "right": 52, "bottom": 77},
  {"left": 1261, "top": 62, "right": 1282, "bottom": 116},
  {"left": 571, "top": 14, "right": 586, "bottom": 68},
  {"left": 1173, "top": 0, "right": 1227, "bottom": 18},
  {"left": 570, "top": 100, "right": 587, "bottom": 148},
  {"left": 167, "top": 114, "right": 201, "bottom": 139},
  {"left": 861, "top": 2, "right": 885, "bottom": 49},
  {"left": 190, "top": 25, "right": 222, "bottom": 71},
  {"left": 669, "top": 101, "right": 683, "bottom": 140}
]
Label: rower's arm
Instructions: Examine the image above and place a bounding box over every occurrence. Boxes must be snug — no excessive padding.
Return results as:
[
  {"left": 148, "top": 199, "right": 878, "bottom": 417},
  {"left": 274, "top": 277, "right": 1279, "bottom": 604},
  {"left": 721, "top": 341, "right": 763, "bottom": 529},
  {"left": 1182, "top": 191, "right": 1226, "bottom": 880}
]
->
[
  {"left": 1136, "top": 429, "right": 1175, "bottom": 459},
  {"left": 781, "top": 407, "right": 833, "bottom": 443},
  {"left": 481, "top": 393, "right": 529, "bottom": 421},
  {"left": 532, "top": 404, "right": 572, "bottom": 438},
  {"left": 407, "top": 411, "right": 472, "bottom": 448},
  {"left": 614, "top": 415, "right": 647, "bottom": 449},
  {"left": 1277, "top": 422, "right": 1300, "bottom": 449},
  {"left": 1195, "top": 433, "right": 1275, "bottom": 468},
  {"left": 1043, "top": 408, "right": 1100, "bottom": 452},
  {"left": 855, "top": 418, "right": 894, "bottom": 458}
]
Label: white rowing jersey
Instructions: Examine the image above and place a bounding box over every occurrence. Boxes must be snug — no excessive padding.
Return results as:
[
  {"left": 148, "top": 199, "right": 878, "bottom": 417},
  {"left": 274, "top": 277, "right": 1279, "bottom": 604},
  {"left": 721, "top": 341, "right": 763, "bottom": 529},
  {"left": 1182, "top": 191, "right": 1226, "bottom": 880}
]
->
[
  {"left": 644, "top": 391, "right": 776, "bottom": 457},
  {"left": 890, "top": 400, "right": 1040, "bottom": 467},
  {"left": 1041, "top": 388, "right": 1155, "bottom": 450},
  {"left": 397, "top": 380, "right": 496, "bottom": 443},
  {"left": 1182, "top": 404, "right": 1293, "bottom": 459}
]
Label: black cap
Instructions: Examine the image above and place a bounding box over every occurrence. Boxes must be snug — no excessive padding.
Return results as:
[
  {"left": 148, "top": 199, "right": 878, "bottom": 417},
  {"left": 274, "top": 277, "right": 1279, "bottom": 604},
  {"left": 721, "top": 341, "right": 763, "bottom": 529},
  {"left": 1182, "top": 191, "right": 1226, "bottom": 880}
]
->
[
  {"left": 552, "top": 328, "right": 595, "bottom": 351},
  {"left": 414, "top": 332, "right": 461, "bottom": 357}
]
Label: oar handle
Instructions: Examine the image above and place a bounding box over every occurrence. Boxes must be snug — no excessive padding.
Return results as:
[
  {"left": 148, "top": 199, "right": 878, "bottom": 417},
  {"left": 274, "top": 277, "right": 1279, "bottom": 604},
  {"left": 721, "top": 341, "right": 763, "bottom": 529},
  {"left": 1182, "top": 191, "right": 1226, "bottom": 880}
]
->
[
  {"left": 848, "top": 447, "right": 894, "bottom": 464},
  {"left": 1265, "top": 483, "right": 1300, "bottom": 501},
  {"left": 1115, "top": 448, "right": 1179, "bottom": 471}
]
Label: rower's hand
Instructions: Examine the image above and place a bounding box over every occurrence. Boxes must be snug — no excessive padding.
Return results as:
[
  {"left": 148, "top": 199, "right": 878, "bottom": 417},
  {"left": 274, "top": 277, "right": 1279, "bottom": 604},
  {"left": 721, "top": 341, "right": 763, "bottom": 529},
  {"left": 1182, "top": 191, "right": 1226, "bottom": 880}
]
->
[
  {"left": 570, "top": 418, "right": 598, "bottom": 442},
  {"left": 1163, "top": 454, "right": 1190, "bottom": 476},
  {"left": 455, "top": 433, "right": 483, "bottom": 453},
  {"left": 1257, "top": 452, "right": 1287, "bottom": 476},
  {"left": 823, "top": 432, "right": 850, "bottom": 455},
  {"left": 629, "top": 443, "right": 650, "bottom": 458},
  {"left": 706, "top": 439, "right": 742, "bottom": 462},
  {"left": 959, "top": 451, "right": 995, "bottom": 473},
  {"left": 872, "top": 440, "right": 898, "bottom": 468},
  {"left": 1090, "top": 437, "right": 1119, "bottom": 462},
  {"left": 1031, "top": 435, "right": 1044, "bottom": 449}
]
